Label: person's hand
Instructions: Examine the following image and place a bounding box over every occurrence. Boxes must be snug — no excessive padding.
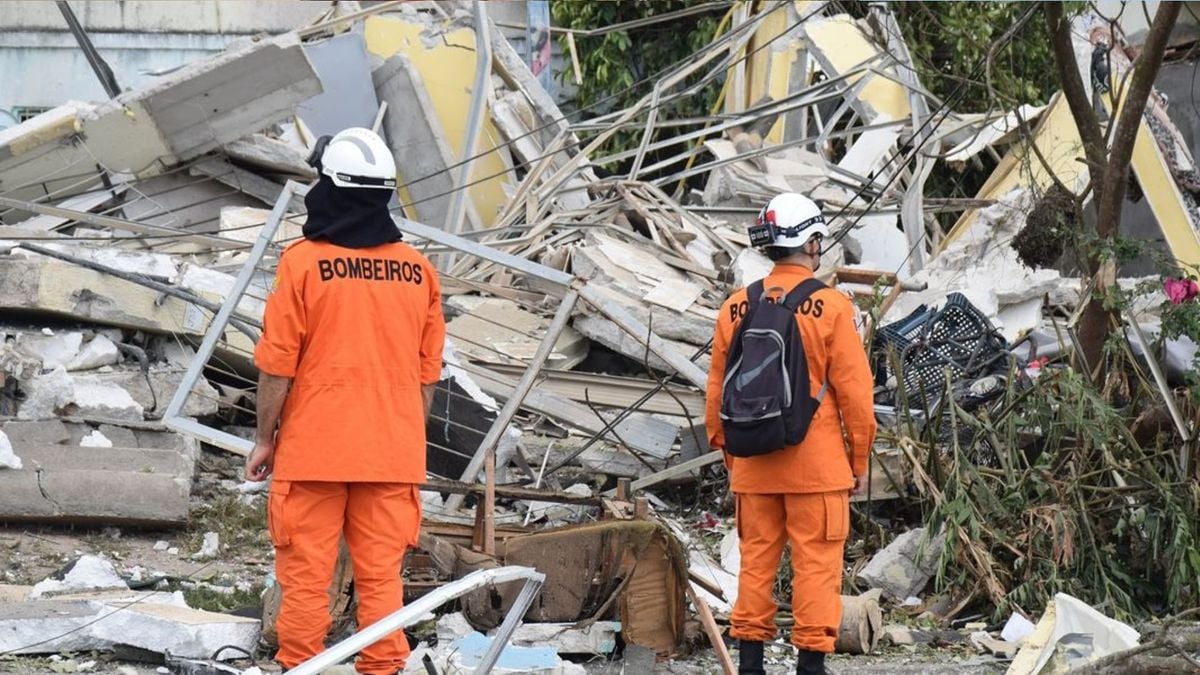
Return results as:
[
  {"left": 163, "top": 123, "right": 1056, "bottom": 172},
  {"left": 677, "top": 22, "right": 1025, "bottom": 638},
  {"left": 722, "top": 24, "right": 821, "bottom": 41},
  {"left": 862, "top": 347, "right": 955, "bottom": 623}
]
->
[
  {"left": 244, "top": 441, "right": 275, "bottom": 481},
  {"left": 850, "top": 474, "right": 866, "bottom": 496}
]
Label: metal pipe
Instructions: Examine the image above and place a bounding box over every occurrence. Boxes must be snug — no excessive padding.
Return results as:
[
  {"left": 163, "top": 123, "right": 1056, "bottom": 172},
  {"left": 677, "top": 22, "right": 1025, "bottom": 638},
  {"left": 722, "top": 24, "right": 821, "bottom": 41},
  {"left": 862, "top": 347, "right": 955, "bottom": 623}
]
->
[
  {"left": 162, "top": 182, "right": 298, "bottom": 425},
  {"left": 444, "top": 0, "right": 493, "bottom": 237},
  {"left": 0, "top": 196, "right": 242, "bottom": 250}
]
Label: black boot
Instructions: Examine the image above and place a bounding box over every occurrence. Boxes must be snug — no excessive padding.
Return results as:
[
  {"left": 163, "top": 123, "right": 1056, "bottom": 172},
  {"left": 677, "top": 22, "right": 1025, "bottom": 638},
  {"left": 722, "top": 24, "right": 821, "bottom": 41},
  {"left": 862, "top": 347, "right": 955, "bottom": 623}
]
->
[
  {"left": 738, "top": 639, "right": 766, "bottom": 675},
  {"left": 796, "top": 649, "right": 829, "bottom": 674}
]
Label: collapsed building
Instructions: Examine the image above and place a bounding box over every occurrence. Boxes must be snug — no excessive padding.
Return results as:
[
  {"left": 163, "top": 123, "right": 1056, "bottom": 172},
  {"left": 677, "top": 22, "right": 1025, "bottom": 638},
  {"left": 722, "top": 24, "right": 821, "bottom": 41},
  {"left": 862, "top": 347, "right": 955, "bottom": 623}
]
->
[{"left": 0, "top": 2, "right": 1198, "bottom": 674}]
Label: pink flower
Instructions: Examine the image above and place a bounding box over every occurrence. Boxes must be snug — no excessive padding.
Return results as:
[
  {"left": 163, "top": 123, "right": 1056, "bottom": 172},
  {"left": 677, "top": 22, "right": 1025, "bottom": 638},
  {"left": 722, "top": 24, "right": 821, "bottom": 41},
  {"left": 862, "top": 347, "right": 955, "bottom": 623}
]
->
[{"left": 1164, "top": 277, "right": 1199, "bottom": 305}]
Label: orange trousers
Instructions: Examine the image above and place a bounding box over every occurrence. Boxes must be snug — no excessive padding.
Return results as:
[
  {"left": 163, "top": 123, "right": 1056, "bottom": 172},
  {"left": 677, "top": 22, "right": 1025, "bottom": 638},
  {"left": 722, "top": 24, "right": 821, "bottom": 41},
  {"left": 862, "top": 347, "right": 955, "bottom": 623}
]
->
[
  {"left": 268, "top": 481, "right": 422, "bottom": 674},
  {"left": 731, "top": 491, "right": 849, "bottom": 652}
]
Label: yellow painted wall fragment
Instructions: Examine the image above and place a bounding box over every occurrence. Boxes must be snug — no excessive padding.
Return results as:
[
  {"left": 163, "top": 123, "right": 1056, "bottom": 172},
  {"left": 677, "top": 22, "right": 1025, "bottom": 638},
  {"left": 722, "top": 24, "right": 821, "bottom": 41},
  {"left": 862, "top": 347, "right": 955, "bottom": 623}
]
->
[
  {"left": 364, "top": 15, "right": 513, "bottom": 228},
  {"left": 803, "top": 15, "right": 909, "bottom": 122},
  {"left": 736, "top": 1, "right": 820, "bottom": 142},
  {"left": 943, "top": 91, "right": 1200, "bottom": 268},
  {"left": 1105, "top": 92, "right": 1200, "bottom": 267}
]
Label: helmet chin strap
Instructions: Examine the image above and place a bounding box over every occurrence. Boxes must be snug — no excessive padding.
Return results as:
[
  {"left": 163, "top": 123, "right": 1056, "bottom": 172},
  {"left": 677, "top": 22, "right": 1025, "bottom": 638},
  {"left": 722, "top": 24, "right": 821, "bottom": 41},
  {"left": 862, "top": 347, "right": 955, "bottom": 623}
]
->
[{"left": 806, "top": 237, "right": 822, "bottom": 271}]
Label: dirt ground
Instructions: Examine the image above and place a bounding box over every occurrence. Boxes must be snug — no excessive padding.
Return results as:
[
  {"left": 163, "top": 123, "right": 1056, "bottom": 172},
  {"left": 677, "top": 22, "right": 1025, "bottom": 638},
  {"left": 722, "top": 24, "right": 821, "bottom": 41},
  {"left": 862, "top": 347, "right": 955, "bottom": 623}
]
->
[{"left": 0, "top": 456, "right": 1005, "bottom": 674}]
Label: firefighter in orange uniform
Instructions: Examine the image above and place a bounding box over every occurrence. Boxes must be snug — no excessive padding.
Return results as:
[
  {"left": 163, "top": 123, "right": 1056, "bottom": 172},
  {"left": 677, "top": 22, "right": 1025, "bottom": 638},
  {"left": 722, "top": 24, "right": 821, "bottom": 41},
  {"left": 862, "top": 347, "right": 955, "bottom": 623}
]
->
[
  {"left": 245, "top": 127, "right": 445, "bottom": 674},
  {"left": 705, "top": 193, "right": 876, "bottom": 675}
]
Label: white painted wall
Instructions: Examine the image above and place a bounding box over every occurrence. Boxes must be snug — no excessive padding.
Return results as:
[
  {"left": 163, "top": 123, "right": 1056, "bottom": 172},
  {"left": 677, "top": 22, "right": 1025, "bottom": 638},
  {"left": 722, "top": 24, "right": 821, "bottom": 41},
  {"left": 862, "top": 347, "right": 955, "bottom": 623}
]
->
[{"left": 0, "top": 1, "right": 327, "bottom": 117}]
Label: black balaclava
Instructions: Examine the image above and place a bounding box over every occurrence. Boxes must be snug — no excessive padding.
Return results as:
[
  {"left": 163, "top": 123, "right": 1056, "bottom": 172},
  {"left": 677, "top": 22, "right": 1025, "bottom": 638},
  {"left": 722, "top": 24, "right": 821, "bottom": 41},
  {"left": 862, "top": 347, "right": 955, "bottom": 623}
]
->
[{"left": 302, "top": 174, "right": 401, "bottom": 249}]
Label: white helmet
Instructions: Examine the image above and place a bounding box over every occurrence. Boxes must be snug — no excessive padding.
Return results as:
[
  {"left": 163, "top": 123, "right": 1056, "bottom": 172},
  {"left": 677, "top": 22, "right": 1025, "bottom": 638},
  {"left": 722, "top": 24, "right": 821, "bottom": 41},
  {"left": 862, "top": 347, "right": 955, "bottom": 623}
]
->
[
  {"left": 749, "top": 192, "right": 829, "bottom": 249},
  {"left": 310, "top": 127, "right": 397, "bottom": 190}
]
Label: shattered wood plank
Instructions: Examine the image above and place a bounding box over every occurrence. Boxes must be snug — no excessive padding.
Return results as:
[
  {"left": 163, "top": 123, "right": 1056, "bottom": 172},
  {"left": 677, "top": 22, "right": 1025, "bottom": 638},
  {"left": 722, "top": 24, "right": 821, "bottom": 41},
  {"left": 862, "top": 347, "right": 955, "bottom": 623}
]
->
[
  {"left": 483, "top": 364, "right": 705, "bottom": 417},
  {"left": 422, "top": 478, "right": 601, "bottom": 506},
  {"left": 686, "top": 584, "right": 736, "bottom": 675}
]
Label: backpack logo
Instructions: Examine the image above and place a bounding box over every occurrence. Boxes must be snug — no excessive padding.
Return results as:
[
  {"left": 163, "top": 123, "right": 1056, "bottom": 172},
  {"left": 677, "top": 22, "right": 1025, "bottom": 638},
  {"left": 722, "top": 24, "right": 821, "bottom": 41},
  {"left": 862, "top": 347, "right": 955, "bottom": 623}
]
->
[
  {"left": 735, "top": 350, "right": 781, "bottom": 390},
  {"left": 720, "top": 279, "right": 828, "bottom": 458}
]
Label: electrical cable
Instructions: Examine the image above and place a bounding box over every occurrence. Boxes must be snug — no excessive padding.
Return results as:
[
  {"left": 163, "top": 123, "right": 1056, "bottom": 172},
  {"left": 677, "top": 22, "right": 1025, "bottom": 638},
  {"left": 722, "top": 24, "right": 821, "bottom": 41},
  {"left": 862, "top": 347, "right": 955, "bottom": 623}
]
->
[
  {"left": 824, "top": 3, "right": 1041, "bottom": 260},
  {"left": 2, "top": 2, "right": 798, "bottom": 250},
  {"left": 383, "top": 1, "right": 825, "bottom": 209}
]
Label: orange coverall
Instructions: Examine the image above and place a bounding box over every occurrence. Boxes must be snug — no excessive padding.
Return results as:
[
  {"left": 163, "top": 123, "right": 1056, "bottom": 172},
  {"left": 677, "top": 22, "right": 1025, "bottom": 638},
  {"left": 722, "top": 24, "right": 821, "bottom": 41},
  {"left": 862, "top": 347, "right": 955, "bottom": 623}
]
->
[
  {"left": 705, "top": 263, "right": 876, "bottom": 653},
  {"left": 255, "top": 239, "right": 445, "bottom": 673}
]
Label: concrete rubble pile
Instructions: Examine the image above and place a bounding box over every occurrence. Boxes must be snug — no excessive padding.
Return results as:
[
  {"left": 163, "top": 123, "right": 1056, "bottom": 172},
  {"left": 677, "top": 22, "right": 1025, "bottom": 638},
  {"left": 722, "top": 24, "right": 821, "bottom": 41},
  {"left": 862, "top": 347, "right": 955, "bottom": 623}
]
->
[{"left": 2, "top": 2, "right": 1199, "bottom": 674}]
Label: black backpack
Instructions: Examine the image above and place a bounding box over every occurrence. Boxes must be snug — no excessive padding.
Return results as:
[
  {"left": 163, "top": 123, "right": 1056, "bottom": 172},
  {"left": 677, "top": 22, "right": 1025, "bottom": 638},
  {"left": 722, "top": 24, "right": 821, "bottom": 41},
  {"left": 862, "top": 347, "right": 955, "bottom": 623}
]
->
[{"left": 720, "top": 278, "right": 828, "bottom": 458}]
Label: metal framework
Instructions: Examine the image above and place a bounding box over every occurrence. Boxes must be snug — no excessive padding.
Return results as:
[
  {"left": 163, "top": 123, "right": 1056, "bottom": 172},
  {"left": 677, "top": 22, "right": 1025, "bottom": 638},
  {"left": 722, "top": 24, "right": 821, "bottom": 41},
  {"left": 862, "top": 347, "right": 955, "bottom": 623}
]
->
[
  {"left": 164, "top": 182, "right": 711, "bottom": 535},
  {"left": 287, "top": 566, "right": 545, "bottom": 675}
]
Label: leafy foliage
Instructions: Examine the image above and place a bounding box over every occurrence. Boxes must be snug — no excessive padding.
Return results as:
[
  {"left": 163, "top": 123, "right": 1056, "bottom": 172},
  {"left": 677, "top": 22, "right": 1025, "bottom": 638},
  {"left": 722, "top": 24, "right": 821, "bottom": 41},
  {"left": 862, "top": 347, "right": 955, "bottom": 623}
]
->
[
  {"left": 550, "top": 0, "right": 721, "bottom": 167},
  {"left": 904, "top": 361, "right": 1200, "bottom": 621},
  {"left": 886, "top": 2, "right": 1065, "bottom": 111}
]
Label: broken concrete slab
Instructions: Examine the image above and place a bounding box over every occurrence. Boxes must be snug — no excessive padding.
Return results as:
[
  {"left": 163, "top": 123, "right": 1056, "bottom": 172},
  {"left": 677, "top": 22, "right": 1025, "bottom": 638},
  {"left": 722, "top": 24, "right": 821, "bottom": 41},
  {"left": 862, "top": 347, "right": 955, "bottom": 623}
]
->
[
  {"left": 857, "top": 527, "right": 945, "bottom": 601},
  {"left": 132, "top": 33, "right": 322, "bottom": 161},
  {"left": 372, "top": 53, "right": 464, "bottom": 230},
  {"left": 0, "top": 34, "right": 321, "bottom": 219},
  {"left": 218, "top": 206, "right": 305, "bottom": 246},
  {"left": 30, "top": 555, "right": 127, "bottom": 598},
  {"left": 175, "top": 263, "right": 267, "bottom": 320},
  {"left": 0, "top": 428, "right": 21, "bottom": 469},
  {"left": 0, "top": 444, "right": 193, "bottom": 526},
  {"left": 79, "top": 429, "right": 113, "bottom": 448},
  {"left": 66, "top": 334, "right": 120, "bottom": 372},
  {"left": 222, "top": 134, "right": 316, "bottom": 180},
  {"left": 0, "top": 258, "right": 252, "bottom": 356},
  {"left": 17, "top": 244, "right": 180, "bottom": 281},
  {"left": 20, "top": 367, "right": 145, "bottom": 421},
  {"left": 572, "top": 279, "right": 714, "bottom": 347},
  {"left": 0, "top": 597, "right": 113, "bottom": 654},
  {"left": 573, "top": 313, "right": 710, "bottom": 374},
  {"left": 92, "top": 597, "right": 260, "bottom": 661},
  {"left": 0, "top": 589, "right": 259, "bottom": 660},
  {"left": 14, "top": 330, "right": 83, "bottom": 370},
  {"left": 366, "top": 14, "right": 515, "bottom": 229},
  {"left": 1, "top": 419, "right": 70, "bottom": 446},
  {"left": 7, "top": 327, "right": 119, "bottom": 373},
  {"left": 446, "top": 296, "right": 588, "bottom": 369},
  {"left": 93, "top": 368, "right": 221, "bottom": 419}
]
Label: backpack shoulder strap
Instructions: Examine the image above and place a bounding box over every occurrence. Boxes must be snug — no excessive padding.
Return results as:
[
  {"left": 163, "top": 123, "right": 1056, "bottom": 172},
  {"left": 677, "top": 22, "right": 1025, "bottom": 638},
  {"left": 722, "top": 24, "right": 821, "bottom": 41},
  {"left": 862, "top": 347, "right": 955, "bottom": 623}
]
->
[
  {"left": 781, "top": 278, "right": 832, "bottom": 403},
  {"left": 746, "top": 280, "right": 766, "bottom": 305},
  {"left": 782, "top": 278, "right": 826, "bottom": 313}
]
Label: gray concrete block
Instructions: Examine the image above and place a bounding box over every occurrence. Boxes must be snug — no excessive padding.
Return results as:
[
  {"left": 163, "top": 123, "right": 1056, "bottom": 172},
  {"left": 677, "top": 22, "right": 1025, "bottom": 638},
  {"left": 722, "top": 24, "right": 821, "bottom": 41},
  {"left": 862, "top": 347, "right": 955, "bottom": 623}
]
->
[
  {"left": 857, "top": 528, "right": 945, "bottom": 601},
  {"left": 0, "top": 444, "right": 193, "bottom": 527},
  {"left": 372, "top": 54, "right": 459, "bottom": 229}
]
